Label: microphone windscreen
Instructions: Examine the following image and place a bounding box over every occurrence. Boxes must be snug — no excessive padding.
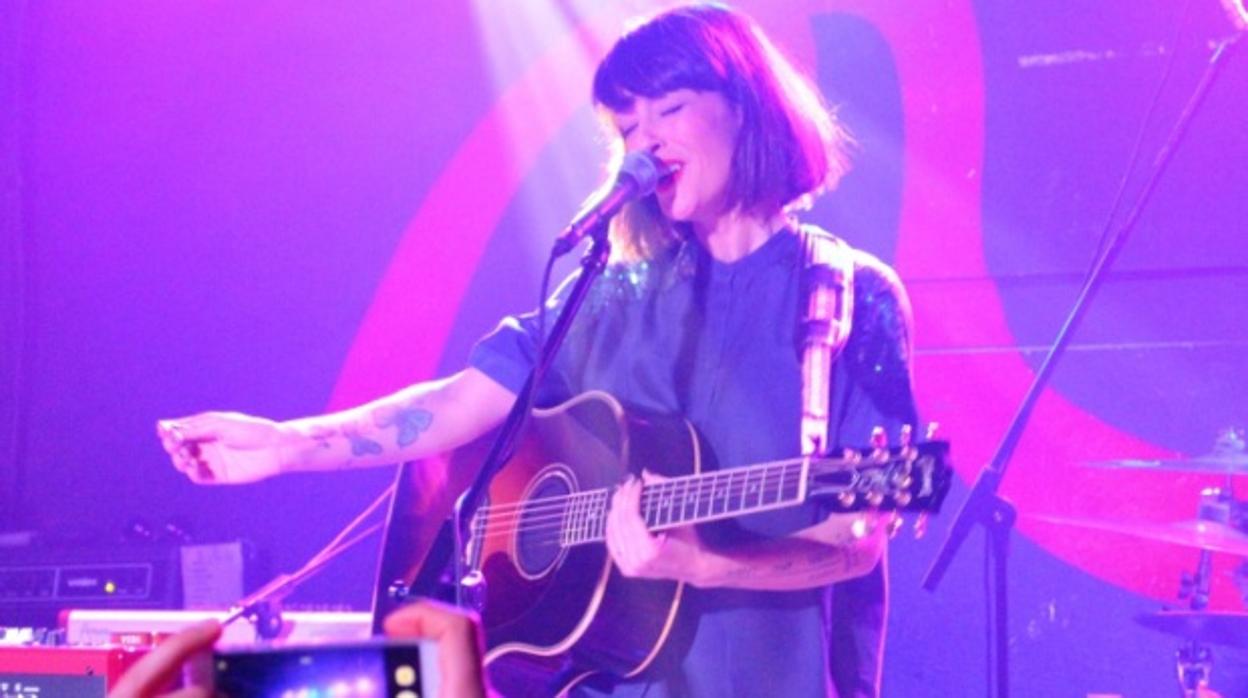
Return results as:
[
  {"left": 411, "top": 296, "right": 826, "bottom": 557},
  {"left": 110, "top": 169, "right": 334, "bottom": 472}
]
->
[{"left": 617, "top": 150, "right": 666, "bottom": 195}]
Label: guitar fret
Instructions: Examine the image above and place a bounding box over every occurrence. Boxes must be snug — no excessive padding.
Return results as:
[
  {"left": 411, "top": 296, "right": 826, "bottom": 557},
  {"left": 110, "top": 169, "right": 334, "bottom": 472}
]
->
[
  {"left": 728, "top": 469, "right": 738, "bottom": 514},
  {"left": 601, "top": 490, "right": 610, "bottom": 540},
  {"left": 716, "top": 471, "right": 728, "bottom": 516},
  {"left": 733, "top": 469, "right": 746, "bottom": 514},
  {"left": 579, "top": 492, "right": 591, "bottom": 544},
  {"left": 585, "top": 492, "right": 597, "bottom": 544},
  {"left": 581, "top": 492, "right": 591, "bottom": 545},
  {"left": 576, "top": 491, "right": 586, "bottom": 546},
  {"left": 559, "top": 496, "right": 571, "bottom": 547},
  {"left": 597, "top": 490, "right": 607, "bottom": 541},
  {"left": 577, "top": 495, "right": 585, "bottom": 546},
  {"left": 680, "top": 477, "right": 692, "bottom": 523},
  {"left": 586, "top": 492, "right": 597, "bottom": 543}
]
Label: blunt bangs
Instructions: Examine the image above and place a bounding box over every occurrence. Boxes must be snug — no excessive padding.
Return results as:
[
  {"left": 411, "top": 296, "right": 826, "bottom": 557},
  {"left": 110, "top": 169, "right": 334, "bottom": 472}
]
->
[
  {"left": 593, "top": 3, "right": 851, "bottom": 262},
  {"left": 592, "top": 9, "right": 733, "bottom": 112}
]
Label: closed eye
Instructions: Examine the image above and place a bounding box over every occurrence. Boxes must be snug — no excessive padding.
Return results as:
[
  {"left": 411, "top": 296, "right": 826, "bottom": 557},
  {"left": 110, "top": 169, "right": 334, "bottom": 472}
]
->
[{"left": 660, "top": 104, "right": 684, "bottom": 117}]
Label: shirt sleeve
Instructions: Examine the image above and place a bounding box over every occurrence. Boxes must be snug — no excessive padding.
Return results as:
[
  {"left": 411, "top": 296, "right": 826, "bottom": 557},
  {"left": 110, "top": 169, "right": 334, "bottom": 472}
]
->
[
  {"left": 467, "top": 269, "right": 585, "bottom": 402},
  {"left": 830, "top": 253, "right": 920, "bottom": 449}
]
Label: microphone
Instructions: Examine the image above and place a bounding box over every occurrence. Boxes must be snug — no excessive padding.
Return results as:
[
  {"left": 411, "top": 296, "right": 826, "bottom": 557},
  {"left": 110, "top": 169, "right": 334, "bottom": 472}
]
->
[{"left": 552, "top": 150, "right": 668, "bottom": 256}]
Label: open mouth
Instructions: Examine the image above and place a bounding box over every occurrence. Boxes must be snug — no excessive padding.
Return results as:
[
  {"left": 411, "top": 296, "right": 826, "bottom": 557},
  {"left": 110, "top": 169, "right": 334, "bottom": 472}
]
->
[{"left": 657, "top": 161, "right": 683, "bottom": 192}]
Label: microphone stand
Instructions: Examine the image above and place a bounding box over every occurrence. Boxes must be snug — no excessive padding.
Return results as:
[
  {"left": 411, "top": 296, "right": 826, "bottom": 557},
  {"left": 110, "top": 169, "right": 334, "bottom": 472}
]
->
[
  {"left": 223, "top": 522, "right": 384, "bottom": 638},
  {"left": 921, "top": 33, "right": 1241, "bottom": 698},
  {"left": 451, "top": 225, "right": 613, "bottom": 607}
]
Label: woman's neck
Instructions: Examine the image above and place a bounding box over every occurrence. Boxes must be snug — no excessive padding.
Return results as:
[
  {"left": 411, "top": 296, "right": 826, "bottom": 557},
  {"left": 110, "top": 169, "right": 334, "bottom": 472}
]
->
[{"left": 691, "top": 208, "right": 788, "bottom": 263}]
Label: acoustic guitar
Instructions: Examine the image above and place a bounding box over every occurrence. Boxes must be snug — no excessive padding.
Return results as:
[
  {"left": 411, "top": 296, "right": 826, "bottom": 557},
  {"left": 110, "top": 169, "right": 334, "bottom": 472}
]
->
[{"left": 372, "top": 390, "right": 950, "bottom": 697}]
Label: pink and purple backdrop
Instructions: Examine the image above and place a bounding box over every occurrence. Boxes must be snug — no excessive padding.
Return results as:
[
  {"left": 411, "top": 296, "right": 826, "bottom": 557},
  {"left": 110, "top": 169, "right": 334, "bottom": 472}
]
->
[{"left": 2, "top": 1, "right": 1246, "bottom": 694}]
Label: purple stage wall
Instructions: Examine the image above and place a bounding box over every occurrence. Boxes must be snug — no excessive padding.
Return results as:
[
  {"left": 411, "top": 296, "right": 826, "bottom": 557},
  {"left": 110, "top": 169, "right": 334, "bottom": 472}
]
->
[{"left": 2, "top": 1, "right": 1246, "bottom": 695}]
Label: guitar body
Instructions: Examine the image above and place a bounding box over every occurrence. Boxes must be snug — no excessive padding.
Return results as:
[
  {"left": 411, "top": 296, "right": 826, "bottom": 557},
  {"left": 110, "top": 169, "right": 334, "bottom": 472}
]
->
[
  {"left": 372, "top": 390, "right": 950, "bottom": 696},
  {"left": 480, "top": 391, "right": 701, "bottom": 696},
  {"left": 374, "top": 391, "right": 703, "bottom": 697}
]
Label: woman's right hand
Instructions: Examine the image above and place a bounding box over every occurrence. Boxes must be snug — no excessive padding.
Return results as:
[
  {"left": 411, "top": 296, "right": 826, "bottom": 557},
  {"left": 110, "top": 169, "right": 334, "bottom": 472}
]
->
[{"left": 157, "top": 412, "right": 292, "bottom": 484}]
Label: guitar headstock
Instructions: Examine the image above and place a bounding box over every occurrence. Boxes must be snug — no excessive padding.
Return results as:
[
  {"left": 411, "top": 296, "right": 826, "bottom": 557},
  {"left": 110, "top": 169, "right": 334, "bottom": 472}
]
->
[{"left": 808, "top": 439, "right": 951, "bottom": 515}]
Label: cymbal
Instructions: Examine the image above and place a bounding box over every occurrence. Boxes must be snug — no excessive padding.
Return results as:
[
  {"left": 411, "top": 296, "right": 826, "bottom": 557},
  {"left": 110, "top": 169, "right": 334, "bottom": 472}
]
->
[
  {"left": 1137, "top": 610, "right": 1248, "bottom": 647},
  {"left": 1028, "top": 513, "right": 1248, "bottom": 557},
  {"left": 1086, "top": 453, "right": 1248, "bottom": 474}
]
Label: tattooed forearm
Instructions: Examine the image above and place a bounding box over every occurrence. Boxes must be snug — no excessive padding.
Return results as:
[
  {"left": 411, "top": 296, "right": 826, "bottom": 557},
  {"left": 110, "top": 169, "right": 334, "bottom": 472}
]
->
[
  {"left": 343, "top": 425, "right": 384, "bottom": 457},
  {"left": 372, "top": 402, "right": 434, "bottom": 448},
  {"left": 709, "top": 538, "right": 880, "bottom": 590},
  {"left": 309, "top": 426, "right": 336, "bottom": 450}
]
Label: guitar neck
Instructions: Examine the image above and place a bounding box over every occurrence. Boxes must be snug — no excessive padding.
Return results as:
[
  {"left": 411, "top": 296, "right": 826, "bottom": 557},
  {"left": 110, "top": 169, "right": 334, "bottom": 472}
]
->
[{"left": 561, "top": 459, "right": 813, "bottom": 547}]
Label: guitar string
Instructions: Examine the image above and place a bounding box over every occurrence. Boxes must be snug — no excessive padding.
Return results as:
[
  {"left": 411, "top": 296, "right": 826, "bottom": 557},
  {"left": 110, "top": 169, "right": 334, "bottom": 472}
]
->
[
  {"left": 469, "top": 457, "right": 798, "bottom": 521},
  {"left": 471, "top": 481, "right": 812, "bottom": 549},
  {"left": 472, "top": 471, "right": 811, "bottom": 531},
  {"left": 469, "top": 453, "right": 896, "bottom": 521},
  {"left": 476, "top": 483, "right": 919, "bottom": 551},
  {"left": 469, "top": 455, "right": 908, "bottom": 529},
  {"left": 470, "top": 462, "right": 816, "bottom": 528},
  {"left": 467, "top": 461, "right": 923, "bottom": 548},
  {"left": 468, "top": 470, "right": 868, "bottom": 544}
]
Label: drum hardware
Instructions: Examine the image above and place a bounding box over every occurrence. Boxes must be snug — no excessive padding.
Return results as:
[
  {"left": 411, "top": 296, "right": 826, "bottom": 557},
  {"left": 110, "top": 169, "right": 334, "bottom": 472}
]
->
[
  {"left": 1085, "top": 427, "right": 1248, "bottom": 476},
  {"left": 1176, "top": 641, "right": 1213, "bottom": 696},
  {"left": 1133, "top": 610, "right": 1248, "bottom": 697},
  {"left": 1026, "top": 512, "right": 1248, "bottom": 558},
  {"left": 1037, "top": 429, "right": 1248, "bottom": 697},
  {"left": 1135, "top": 610, "right": 1248, "bottom": 648}
]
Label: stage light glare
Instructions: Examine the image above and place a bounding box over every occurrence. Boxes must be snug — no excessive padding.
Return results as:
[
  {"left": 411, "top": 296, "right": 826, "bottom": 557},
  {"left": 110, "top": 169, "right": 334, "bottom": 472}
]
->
[{"left": 1223, "top": 0, "right": 1248, "bottom": 29}]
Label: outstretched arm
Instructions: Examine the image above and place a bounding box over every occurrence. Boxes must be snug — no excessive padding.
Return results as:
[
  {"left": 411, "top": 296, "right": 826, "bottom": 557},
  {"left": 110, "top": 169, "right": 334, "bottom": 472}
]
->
[{"left": 158, "top": 367, "right": 515, "bottom": 484}]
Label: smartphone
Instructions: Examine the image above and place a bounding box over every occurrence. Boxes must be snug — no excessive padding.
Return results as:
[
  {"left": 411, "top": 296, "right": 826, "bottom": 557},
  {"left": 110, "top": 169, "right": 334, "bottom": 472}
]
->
[{"left": 213, "top": 638, "right": 439, "bottom": 698}]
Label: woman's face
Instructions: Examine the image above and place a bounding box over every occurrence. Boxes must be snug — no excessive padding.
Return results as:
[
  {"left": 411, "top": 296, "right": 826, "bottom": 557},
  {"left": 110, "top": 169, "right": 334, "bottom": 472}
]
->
[{"left": 611, "top": 89, "right": 741, "bottom": 229}]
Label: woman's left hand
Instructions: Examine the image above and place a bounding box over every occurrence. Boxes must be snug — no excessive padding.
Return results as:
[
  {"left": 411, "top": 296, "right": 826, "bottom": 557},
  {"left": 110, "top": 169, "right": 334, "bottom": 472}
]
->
[{"left": 606, "top": 471, "right": 705, "bottom": 583}]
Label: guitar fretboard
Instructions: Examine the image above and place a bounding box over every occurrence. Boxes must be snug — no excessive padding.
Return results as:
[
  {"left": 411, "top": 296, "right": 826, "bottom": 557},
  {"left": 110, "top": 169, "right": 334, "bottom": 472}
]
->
[{"left": 559, "top": 459, "right": 811, "bottom": 547}]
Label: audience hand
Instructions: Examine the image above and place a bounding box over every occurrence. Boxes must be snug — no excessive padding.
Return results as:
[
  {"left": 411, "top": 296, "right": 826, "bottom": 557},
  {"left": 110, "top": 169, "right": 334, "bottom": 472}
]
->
[
  {"left": 107, "top": 620, "right": 220, "bottom": 698},
  {"left": 109, "top": 600, "right": 489, "bottom": 698}
]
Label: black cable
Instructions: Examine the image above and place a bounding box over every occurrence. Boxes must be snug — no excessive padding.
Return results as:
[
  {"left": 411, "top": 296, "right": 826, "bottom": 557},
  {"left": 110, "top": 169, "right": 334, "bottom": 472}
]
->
[
  {"left": 536, "top": 251, "right": 558, "bottom": 356},
  {"left": 4, "top": 0, "right": 30, "bottom": 531},
  {"left": 1088, "top": 0, "right": 1196, "bottom": 265},
  {"left": 984, "top": 533, "right": 993, "bottom": 698}
]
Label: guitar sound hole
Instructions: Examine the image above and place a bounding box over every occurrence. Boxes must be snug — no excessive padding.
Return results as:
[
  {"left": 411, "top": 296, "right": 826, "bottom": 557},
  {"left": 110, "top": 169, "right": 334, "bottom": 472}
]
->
[{"left": 515, "top": 472, "right": 572, "bottom": 578}]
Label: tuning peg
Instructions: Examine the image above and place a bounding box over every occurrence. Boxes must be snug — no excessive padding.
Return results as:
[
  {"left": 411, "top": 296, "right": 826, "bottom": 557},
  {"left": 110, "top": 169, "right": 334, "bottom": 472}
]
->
[
  {"left": 924, "top": 422, "right": 941, "bottom": 440},
  {"left": 870, "top": 426, "right": 888, "bottom": 450},
  {"left": 891, "top": 473, "right": 913, "bottom": 491},
  {"left": 888, "top": 515, "right": 904, "bottom": 538},
  {"left": 866, "top": 491, "right": 885, "bottom": 507},
  {"left": 894, "top": 491, "right": 912, "bottom": 508},
  {"left": 899, "top": 424, "right": 913, "bottom": 448},
  {"left": 838, "top": 491, "right": 857, "bottom": 508},
  {"left": 842, "top": 447, "right": 861, "bottom": 464},
  {"left": 913, "top": 513, "right": 929, "bottom": 539}
]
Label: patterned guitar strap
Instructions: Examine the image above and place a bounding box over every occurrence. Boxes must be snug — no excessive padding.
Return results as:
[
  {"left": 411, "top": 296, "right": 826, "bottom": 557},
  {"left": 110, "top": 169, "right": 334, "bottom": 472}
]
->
[{"left": 799, "top": 226, "right": 854, "bottom": 457}]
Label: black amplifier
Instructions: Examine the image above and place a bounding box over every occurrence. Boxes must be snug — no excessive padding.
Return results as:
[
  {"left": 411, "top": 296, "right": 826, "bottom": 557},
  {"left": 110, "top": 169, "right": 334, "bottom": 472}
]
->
[{"left": 0, "top": 543, "right": 182, "bottom": 628}]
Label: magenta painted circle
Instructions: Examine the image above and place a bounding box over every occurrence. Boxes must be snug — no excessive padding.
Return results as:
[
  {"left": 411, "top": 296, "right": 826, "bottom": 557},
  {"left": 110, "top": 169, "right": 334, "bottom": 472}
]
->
[{"left": 331, "top": 2, "right": 1221, "bottom": 606}]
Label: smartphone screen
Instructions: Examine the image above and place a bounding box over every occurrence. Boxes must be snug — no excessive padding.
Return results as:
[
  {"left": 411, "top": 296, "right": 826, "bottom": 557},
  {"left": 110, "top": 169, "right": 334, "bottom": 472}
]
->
[{"left": 213, "top": 639, "right": 439, "bottom": 698}]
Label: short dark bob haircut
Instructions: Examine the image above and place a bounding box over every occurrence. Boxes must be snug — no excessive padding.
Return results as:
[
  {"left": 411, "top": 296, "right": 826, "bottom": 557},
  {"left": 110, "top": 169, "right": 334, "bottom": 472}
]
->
[{"left": 592, "top": 3, "right": 850, "bottom": 259}]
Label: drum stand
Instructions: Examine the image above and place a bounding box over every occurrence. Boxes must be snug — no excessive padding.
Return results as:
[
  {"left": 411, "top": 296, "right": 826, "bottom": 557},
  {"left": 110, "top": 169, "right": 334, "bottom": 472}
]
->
[
  {"left": 1172, "top": 487, "right": 1240, "bottom": 697},
  {"left": 1176, "top": 640, "right": 1213, "bottom": 696}
]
